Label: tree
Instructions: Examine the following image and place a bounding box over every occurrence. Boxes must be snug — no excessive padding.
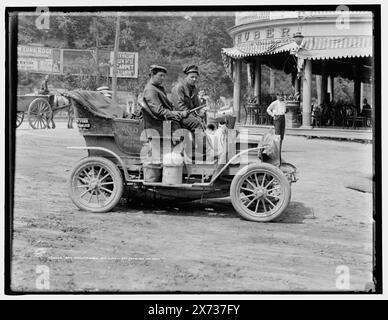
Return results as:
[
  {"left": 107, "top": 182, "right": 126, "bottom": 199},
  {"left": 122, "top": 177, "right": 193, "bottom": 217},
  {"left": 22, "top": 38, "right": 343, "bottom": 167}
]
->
[{"left": 16, "top": 13, "right": 235, "bottom": 100}]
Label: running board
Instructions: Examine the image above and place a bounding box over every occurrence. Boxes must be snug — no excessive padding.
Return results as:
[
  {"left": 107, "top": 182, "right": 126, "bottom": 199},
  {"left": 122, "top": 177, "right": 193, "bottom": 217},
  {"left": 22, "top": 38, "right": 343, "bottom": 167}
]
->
[{"left": 127, "top": 179, "right": 211, "bottom": 188}]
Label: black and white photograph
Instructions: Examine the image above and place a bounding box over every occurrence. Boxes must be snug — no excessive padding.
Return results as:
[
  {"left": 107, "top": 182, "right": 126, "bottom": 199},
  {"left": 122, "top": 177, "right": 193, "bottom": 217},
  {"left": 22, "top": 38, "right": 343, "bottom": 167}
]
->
[{"left": 4, "top": 2, "right": 382, "bottom": 297}]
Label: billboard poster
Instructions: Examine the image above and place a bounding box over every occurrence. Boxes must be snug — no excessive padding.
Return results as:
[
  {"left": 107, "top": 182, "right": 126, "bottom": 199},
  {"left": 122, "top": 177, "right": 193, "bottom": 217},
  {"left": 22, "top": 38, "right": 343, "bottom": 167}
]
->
[
  {"left": 17, "top": 45, "right": 59, "bottom": 73},
  {"left": 18, "top": 45, "right": 138, "bottom": 78},
  {"left": 96, "top": 50, "right": 111, "bottom": 77},
  {"left": 52, "top": 49, "right": 62, "bottom": 74},
  {"left": 62, "top": 49, "right": 95, "bottom": 75},
  {"left": 109, "top": 51, "right": 138, "bottom": 78}
]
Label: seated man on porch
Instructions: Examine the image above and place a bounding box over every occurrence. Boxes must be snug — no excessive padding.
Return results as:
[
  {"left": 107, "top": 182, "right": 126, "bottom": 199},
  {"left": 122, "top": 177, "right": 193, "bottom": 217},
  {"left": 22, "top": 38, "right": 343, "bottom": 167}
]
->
[{"left": 361, "top": 98, "right": 372, "bottom": 116}]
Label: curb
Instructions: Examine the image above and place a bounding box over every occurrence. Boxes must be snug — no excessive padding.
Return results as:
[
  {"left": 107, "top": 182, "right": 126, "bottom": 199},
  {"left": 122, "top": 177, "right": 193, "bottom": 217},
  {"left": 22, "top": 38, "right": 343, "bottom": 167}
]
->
[{"left": 237, "top": 125, "right": 372, "bottom": 144}]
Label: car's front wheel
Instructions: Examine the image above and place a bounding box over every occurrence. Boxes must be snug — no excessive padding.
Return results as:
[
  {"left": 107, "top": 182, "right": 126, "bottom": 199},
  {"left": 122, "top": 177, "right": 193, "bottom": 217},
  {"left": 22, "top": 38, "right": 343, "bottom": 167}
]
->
[{"left": 230, "top": 163, "right": 291, "bottom": 222}]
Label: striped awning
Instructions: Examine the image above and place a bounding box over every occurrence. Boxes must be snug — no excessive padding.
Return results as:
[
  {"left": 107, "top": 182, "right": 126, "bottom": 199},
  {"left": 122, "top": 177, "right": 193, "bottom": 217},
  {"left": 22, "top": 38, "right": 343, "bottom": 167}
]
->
[
  {"left": 221, "top": 35, "right": 372, "bottom": 60},
  {"left": 297, "top": 35, "right": 373, "bottom": 60},
  {"left": 222, "top": 38, "right": 297, "bottom": 58}
]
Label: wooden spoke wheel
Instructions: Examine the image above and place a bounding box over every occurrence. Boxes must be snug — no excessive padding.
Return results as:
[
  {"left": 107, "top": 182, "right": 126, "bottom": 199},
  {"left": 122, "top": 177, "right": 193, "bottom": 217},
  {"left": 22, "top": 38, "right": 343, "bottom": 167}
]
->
[
  {"left": 230, "top": 163, "right": 291, "bottom": 222},
  {"left": 16, "top": 112, "right": 24, "bottom": 128},
  {"left": 28, "top": 98, "right": 51, "bottom": 129},
  {"left": 68, "top": 157, "right": 123, "bottom": 213}
]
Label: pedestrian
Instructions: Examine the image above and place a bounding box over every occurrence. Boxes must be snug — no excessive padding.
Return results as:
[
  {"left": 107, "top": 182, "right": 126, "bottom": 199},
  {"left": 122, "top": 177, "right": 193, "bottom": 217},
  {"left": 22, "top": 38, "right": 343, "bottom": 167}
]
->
[{"left": 266, "top": 93, "right": 287, "bottom": 144}]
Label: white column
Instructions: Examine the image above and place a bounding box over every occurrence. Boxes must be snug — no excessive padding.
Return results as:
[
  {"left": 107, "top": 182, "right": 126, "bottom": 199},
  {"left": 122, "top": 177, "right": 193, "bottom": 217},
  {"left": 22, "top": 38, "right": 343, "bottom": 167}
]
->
[
  {"left": 316, "top": 75, "right": 322, "bottom": 105},
  {"left": 360, "top": 81, "right": 364, "bottom": 110},
  {"left": 302, "top": 59, "right": 312, "bottom": 128},
  {"left": 233, "top": 59, "right": 242, "bottom": 123},
  {"left": 294, "top": 74, "right": 300, "bottom": 95},
  {"left": 328, "top": 75, "right": 334, "bottom": 102}
]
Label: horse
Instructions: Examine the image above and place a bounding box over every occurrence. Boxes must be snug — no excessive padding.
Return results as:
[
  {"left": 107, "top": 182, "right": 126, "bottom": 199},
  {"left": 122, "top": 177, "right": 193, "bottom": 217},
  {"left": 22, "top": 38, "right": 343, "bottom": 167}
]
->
[{"left": 47, "top": 94, "right": 74, "bottom": 129}]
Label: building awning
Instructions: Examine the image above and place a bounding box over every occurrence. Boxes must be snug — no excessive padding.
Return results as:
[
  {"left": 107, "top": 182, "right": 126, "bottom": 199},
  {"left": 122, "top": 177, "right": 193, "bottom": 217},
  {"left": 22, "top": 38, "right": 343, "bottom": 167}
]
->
[
  {"left": 221, "top": 35, "right": 372, "bottom": 80},
  {"left": 222, "top": 35, "right": 372, "bottom": 60},
  {"left": 296, "top": 36, "right": 373, "bottom": 60},
  {"left": 221, "top": 38, "right": 297, "bottom": 59}
]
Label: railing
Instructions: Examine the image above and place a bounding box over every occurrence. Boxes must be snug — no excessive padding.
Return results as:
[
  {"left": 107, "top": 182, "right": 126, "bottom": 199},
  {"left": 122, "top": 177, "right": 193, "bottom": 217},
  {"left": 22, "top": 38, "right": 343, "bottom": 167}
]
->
[
  {"left": 235, "top": 11, "right": 372, "bottom": 26},
  {"left": 235, "top": 12, "right": 270, "bottom": 25}
]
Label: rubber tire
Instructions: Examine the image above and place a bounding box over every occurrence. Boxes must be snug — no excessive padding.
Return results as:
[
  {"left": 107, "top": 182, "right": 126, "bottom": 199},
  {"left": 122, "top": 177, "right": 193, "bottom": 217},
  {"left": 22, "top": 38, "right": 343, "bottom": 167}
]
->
[
  {"left": 68, "top": 156, "right": 123, "bottom": 213},
  {"left": 230, "top": 163, "right": 291, "bottom": 222}
]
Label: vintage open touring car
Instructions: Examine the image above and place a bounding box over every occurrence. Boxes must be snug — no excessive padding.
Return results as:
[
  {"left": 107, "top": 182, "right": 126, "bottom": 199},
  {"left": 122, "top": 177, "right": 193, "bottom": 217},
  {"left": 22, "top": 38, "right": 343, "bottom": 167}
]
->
[{"left": 65, "top": 90, "right": 297, "bottom": 222}]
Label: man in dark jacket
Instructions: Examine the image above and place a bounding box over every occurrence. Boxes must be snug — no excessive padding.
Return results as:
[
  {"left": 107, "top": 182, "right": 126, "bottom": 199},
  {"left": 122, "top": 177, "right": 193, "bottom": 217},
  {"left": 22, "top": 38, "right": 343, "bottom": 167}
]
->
[
  {"left": 170, "top": 65, "right": 204, "bottom": 133},
  {"left": 142, "top": 65, "right": 187, "bottom": 135}
]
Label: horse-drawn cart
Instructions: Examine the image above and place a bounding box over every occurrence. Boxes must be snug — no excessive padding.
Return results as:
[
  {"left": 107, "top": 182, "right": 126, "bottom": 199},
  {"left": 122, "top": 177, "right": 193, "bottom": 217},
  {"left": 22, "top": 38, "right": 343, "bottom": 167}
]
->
[
  {"left": 16, "top": 93, "right": 73, "bottom": 129},
  {"left": 66, "top": 90, "right": 297, "bottom": 222}
]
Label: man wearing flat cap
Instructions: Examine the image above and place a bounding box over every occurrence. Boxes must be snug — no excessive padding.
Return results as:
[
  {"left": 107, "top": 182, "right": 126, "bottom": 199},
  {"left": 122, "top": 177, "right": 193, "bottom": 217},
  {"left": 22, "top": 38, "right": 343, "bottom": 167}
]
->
[
  {"left": 142, "top": 65, "right": 188, "bottom": 134},
  {"left": 170, "top": 64, "right": 204, "bottom": 133}
]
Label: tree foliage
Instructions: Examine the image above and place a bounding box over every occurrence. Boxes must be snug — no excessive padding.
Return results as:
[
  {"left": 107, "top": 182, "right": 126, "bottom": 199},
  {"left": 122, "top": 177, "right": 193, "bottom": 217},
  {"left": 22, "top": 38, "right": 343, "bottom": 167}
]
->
[
  {"left": 18, "top": 13, "right": 236, "bottom": 99},
  {"left": 17, "top": 13, "right": 358, "bottom": 104}
]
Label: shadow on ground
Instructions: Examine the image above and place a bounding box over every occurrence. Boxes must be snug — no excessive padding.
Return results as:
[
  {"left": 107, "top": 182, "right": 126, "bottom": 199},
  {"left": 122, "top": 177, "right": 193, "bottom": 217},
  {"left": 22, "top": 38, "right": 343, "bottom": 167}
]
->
[
  {"left": 115, "top": 196, "right": 238, "bottom": 219},
  {"left": 276, "top": 201, "right": 315, "bottom": 224},
  {"left": 115, "top": 196, "right": 313, "bottom": 223}
]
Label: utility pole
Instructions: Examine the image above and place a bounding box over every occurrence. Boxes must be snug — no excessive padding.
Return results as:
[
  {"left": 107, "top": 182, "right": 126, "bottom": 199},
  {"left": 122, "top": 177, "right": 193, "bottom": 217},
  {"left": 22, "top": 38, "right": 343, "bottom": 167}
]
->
[
  {"left": 112, "top": 13, "right": 121, "bottom": 105},
  {"left": 94, "top": 18, "right": 100, "bottom": 88}
]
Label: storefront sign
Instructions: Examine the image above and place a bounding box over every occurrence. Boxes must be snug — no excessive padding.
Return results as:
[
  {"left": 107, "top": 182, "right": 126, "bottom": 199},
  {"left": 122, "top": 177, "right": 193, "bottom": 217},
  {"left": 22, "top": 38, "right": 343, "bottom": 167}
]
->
[{"left": 235, "top": 26, "right": 298, "bottom": 45}]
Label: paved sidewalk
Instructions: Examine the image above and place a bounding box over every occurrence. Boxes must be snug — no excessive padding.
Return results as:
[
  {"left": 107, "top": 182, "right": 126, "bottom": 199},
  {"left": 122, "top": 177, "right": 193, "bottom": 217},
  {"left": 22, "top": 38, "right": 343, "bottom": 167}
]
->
[
  {"left": 237, "top": 124, "right": 373, "bottom": 144},
  {"left": 32, "top": 119, "right": 373, "bottom": 143}
]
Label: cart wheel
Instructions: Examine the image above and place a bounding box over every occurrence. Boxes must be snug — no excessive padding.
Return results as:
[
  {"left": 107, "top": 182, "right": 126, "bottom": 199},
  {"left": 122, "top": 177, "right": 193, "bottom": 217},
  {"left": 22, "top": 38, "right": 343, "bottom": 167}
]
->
[
  {"left": 28, "top": 98, "right": 51, "bottom": 129},
  {"left": 230, "top": 163, "right": 291, "bottom": 222},
  {"left": 16, "top": 112, "right": 24, "bottom": 128},
  {"left": 68, "top": 157, "right": 123, "bottom": 213}
]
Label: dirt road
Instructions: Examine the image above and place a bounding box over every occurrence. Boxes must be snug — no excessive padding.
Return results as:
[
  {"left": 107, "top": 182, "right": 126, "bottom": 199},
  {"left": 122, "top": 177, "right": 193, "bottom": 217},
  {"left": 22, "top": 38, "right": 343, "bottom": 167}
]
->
[{"left": 11, "top": 122, "right": 374, "bottom": 292}]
